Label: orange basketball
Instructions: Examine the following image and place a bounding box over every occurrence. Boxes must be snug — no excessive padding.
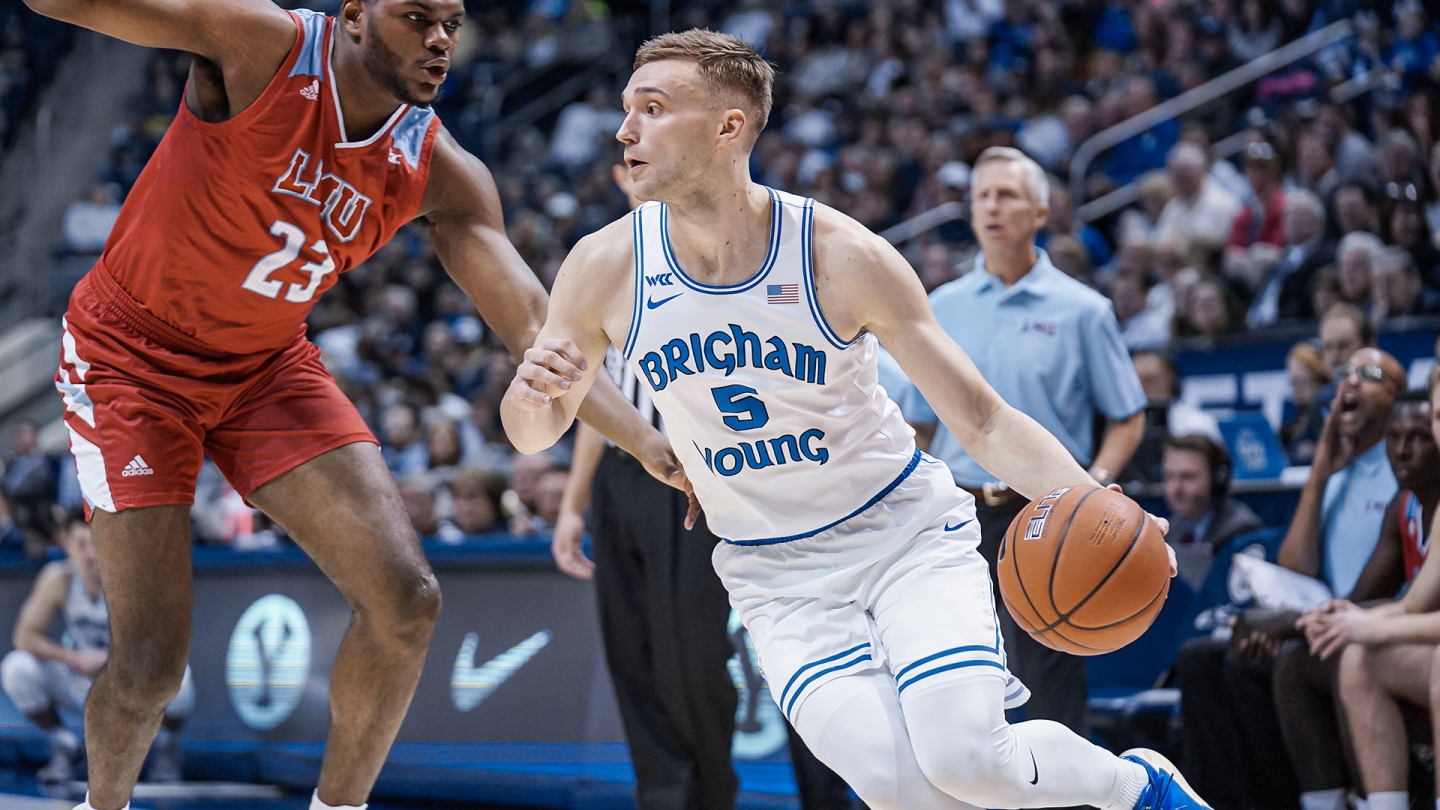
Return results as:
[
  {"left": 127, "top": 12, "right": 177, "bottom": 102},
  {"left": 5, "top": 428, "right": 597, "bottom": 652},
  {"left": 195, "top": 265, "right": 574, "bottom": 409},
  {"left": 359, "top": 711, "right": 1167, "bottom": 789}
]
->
[{"left": 996, "top": 485, "right": 1170, "bottom": 656}]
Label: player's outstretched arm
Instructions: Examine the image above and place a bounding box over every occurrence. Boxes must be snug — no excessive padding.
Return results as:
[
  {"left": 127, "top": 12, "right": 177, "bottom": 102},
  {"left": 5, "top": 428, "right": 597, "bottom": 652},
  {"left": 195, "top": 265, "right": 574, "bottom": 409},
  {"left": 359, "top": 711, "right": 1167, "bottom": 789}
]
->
[
  {"left": 810, "top": 207, "right": 1096, "bottom": 501},
  {"left": 425, "top": 136, "right": 689, "bottom": 491},
  {"left": 499, "top": 224, "right": 630, "bottom": 455},
  {"left": 24, "top": 0, "right": 291, "bottom": 67}
]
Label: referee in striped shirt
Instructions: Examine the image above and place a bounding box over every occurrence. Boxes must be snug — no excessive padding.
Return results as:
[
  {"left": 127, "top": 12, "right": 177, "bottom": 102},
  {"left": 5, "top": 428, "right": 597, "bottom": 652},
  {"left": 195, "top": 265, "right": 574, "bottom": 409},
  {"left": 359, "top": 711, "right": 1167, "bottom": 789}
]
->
[{"left": 551, "top": 166, "right": 861, "bottom": 810}]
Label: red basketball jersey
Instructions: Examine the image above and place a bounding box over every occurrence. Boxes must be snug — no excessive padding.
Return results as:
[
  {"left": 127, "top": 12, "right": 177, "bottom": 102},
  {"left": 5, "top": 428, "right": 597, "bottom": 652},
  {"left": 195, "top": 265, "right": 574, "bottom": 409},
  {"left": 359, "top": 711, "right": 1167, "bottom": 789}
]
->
[
  {"left": 1400, "top": 489, "right": 1430, "bottom": 582},
  {"left": 94, "top": 9, "right": 440, "bottom": 355}
]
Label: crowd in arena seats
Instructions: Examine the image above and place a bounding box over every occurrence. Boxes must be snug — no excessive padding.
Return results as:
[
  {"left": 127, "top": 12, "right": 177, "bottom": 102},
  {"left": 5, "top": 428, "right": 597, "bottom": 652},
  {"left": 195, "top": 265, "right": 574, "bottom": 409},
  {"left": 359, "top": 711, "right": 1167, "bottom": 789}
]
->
[
  {"left": 25, "top": 0, "right": 1440, "bottom": 545},
  {"left": 0, "top": 0, "right": 71, "bottom": 159}
]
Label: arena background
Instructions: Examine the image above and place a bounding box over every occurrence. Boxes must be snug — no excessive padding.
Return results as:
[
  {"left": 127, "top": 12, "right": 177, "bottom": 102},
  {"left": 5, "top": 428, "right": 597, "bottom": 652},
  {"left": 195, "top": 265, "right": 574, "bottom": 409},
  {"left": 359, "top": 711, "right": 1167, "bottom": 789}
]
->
[{"left": 0, "top": 0, "right": 1438, "bottom": 804}]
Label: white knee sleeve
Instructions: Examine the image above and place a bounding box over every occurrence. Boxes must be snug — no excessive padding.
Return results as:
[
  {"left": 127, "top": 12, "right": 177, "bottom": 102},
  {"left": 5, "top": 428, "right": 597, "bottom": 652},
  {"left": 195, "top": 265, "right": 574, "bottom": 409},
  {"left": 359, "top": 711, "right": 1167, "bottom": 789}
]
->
[
  {"left": 2, "top": 650, "right": 50, "bottom": 716},
  {"left": 791, "top": 670, "right": 971, "bottom": 810},
  {"left": 904, "top": 676, "right": 1132, "bottom": 809}
]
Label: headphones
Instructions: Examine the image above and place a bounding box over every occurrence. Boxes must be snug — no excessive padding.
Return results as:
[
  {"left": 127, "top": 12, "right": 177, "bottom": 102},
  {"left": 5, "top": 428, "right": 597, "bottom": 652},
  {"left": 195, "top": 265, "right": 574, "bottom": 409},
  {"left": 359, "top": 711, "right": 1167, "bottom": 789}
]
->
[{"left": 1210, "top": 446, "right": 1233, "bottom": 500}]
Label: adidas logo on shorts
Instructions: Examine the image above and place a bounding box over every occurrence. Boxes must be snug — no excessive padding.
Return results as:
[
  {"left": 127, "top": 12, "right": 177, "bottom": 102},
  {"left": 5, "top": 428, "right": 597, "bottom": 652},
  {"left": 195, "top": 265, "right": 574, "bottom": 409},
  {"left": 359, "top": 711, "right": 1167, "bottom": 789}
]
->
[{"left": 121, "top": 455, "right": 154, "bottom": 477}]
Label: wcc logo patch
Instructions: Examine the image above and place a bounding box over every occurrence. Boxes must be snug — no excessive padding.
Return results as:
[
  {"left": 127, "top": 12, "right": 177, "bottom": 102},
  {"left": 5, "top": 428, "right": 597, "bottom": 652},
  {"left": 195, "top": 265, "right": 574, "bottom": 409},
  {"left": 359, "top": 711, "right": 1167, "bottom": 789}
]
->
[{"left": 226, "top": 594, "right": 311, "bottom": 730}]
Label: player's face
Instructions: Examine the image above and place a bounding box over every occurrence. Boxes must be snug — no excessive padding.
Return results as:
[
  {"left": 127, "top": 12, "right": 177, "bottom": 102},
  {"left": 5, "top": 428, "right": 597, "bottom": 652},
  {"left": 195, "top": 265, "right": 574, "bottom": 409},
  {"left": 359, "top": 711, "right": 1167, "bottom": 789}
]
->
[
  {"left": 617, "top": 61, "right": 727, "bottom": 202},
  {"left": 970, "top": 161, "right": 1048, "bottom": 254},
  {"left": 357, "top": 0, "right": 463, "bottom": 107},
  {"left": 1386, "top": 401, "right": 1438, "bottom": 491}
]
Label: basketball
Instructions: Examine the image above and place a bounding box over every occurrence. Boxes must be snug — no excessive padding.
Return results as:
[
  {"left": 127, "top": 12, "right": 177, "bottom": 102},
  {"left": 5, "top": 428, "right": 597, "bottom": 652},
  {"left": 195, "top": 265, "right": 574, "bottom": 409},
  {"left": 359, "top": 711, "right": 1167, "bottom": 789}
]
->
[{"left": 997, "top": 485, "right": 1170, "bottom": 656}]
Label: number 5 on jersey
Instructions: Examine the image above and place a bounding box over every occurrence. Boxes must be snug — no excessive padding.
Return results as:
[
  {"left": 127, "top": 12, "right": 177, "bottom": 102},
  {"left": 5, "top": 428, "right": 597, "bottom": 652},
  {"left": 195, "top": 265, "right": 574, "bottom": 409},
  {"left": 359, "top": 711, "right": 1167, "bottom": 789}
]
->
[{"left": 242, "top": 219, "right": 336, "bottom": 303}]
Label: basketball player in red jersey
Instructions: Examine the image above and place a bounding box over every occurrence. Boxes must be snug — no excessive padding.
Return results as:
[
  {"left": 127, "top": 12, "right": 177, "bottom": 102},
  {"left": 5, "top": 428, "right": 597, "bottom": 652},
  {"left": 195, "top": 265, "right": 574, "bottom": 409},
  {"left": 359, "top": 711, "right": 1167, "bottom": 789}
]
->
[{"left": 22, "top": 0, "right": 687, "bottom": 807}]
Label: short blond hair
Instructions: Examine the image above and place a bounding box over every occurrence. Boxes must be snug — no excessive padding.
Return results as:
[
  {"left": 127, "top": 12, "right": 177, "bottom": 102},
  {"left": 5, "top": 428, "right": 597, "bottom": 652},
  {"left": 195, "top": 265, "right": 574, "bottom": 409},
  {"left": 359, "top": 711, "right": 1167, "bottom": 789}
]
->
[{"left": 634, "top": 29, "right": 775, "bottom": 146}]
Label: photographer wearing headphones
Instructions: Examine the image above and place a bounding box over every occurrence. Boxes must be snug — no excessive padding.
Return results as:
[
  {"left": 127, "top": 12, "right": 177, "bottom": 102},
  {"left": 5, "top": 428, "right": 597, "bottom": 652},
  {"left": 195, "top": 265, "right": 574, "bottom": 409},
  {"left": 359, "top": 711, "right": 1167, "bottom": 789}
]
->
[{"left": 1162, "top": 435, "right": 1263, "bottom": 589}]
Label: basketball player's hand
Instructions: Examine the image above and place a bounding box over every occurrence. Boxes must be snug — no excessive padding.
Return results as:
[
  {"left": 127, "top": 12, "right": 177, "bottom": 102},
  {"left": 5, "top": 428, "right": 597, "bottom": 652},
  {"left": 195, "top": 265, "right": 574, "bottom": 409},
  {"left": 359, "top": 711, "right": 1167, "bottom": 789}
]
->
[
  {"left": 1105, "top": 484, "right": 1176, "bottom": 577},
  {"left": 635, "top": 433, "right": 703, "bottom": 530},
  {"left": 68, "top": 648, "right": 107, "bottom": 678},
  {"left": 551, "top": 510, "right": 595, "bottom": 580},
  {"left": 510, "top": 338, "right": 589, "bottom": 409}
]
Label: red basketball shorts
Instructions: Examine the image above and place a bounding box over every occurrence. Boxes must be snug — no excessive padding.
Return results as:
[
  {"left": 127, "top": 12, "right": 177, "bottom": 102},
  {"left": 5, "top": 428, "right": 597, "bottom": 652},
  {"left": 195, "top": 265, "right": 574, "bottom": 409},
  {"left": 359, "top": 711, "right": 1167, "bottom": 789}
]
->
[{"left": 55, "top": 269, "right": 375, "bottom": 513}]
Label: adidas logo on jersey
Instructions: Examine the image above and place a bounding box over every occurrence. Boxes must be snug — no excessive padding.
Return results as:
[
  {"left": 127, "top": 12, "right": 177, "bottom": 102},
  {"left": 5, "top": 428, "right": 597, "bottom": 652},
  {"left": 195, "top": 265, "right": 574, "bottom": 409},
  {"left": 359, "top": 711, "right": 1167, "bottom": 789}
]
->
[
  {"left": 121, "top": 456, "right": 154, "bottom": 477},
  {"left": 299, "top": 79, "right": 320, "bottom": 100}
]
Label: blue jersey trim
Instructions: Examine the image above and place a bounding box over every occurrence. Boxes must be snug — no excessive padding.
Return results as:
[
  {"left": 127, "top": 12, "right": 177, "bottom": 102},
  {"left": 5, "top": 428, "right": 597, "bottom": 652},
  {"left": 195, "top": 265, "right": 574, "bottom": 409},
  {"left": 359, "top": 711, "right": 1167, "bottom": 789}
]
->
[
  {"left": 781, "top": 647, "right": 873, "bottom": 720},
  {"left": 389, "top": 106, "right": 434, "bottom": 169},
  {"left": 896, "top": 659, "right": 1006, "bottom": 694},
  {"left": 800, "top": 199, "right": 861, "bottom": 351},
  {"left": 287, "top": 8, "right": 327, "bottom": 78},
  {"left": 778, "top": 642, "right": 871, "bottom": 712},
  {"left": 660, "top": 187, "right": 781, "bottom": 294},
  {"left": 723, "top": 447, "right": 923, "bottom": 546},
  {"left": 622, "top": 208, "right": 645, "bottom": 359}
]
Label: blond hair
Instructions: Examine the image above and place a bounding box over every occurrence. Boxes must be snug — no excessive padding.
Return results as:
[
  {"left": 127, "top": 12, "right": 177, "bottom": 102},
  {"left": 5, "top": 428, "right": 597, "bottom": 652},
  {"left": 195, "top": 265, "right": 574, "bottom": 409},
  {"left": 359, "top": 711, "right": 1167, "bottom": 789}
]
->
[{"left": 634, "top": 29, "right": 775, "bottom": 147}]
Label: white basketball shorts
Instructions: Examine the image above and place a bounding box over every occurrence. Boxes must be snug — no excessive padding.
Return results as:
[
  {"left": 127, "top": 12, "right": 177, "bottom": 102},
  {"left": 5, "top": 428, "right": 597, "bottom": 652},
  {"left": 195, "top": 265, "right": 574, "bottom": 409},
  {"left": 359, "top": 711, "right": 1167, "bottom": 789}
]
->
[{"left": 712, "top": 452, "right": 1030, "bottom": 726}]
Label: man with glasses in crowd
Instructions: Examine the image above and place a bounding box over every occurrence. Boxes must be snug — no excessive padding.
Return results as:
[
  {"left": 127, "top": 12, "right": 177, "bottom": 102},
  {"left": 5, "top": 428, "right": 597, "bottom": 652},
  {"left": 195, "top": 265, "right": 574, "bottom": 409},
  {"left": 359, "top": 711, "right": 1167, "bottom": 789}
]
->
[{"left": 1176, "top": 347, "right": 1405, "bottom": 810}]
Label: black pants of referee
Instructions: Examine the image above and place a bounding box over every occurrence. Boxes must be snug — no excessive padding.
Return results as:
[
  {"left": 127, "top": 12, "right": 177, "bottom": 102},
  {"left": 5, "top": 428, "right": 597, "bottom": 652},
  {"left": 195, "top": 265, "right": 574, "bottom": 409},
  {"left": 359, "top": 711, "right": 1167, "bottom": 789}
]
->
[
  {"left": 976, "top": 497, "right": 1090, "bottom": 736},
  {"left": 592, "top": 447, "right": 860, "bottom": 810}
]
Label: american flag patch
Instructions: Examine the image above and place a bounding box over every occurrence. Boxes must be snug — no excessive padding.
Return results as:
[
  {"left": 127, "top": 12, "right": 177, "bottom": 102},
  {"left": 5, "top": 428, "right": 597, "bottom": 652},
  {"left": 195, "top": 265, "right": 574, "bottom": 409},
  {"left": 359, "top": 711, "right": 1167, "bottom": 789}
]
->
[{"left": 767, "top": 284, "right": 799, "bottom": 304}]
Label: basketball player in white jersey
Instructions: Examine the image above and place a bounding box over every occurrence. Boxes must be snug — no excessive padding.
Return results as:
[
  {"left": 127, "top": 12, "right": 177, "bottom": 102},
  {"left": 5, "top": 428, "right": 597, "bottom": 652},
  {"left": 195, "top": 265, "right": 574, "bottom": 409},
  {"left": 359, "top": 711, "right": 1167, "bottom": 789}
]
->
[{"left": 503, "top": 30, "right": 1208, "bottom": 810}]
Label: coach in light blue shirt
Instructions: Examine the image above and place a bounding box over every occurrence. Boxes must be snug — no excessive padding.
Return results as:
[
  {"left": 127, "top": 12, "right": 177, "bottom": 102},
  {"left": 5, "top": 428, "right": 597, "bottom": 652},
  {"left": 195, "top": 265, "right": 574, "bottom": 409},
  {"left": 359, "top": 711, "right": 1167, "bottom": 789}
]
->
[{"left": 906, "top": 146, "right": 1148, "bottom": 736}]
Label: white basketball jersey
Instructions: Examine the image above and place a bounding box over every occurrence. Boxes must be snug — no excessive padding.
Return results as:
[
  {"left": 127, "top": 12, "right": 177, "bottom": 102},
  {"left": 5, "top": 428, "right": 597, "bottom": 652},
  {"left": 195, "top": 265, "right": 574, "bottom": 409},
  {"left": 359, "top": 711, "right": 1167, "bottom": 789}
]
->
[{"left": 622, "top": 187, "right": 918, "bottom": 544}]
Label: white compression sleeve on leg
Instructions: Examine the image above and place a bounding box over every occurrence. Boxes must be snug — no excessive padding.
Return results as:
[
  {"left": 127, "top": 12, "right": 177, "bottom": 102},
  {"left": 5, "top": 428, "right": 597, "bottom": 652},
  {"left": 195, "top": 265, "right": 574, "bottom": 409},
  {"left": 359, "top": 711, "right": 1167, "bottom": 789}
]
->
[
  {"left": 789, "top": 668, "right": 971, "bottom": 810},
  {"left": 311, "top": 790, "right": 367, "bottom": 810},
  {"left": 902, "top": 675, "right": 1148, "bottom": 809}
]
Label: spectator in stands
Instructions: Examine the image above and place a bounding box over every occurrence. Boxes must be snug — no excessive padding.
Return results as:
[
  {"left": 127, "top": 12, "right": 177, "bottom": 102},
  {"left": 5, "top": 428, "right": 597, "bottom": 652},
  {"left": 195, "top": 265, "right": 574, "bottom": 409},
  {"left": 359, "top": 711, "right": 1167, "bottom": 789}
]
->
[
  {"left": 549, "top": 86, "right": 624, "bottom": 170},
  {"left": 1103, "top": 76, "right": 1180, "bottom": 188},
  {"left": 380, "top": 404, "right": 427, "bottom": 477},
  {"left": 1, "top": 507, "right": 193, "bottom": 784},
  {"left": 1289, "top": 127, "right": 1340, "bottom": 200},
  {"left": 425, "top": 417, "right": 462, "bottom": 471},
  {"left": 1282, "top": 342, "right": 1332, "bottom": 464},
  {"left": 1230, "top": 140, "right": 1288, "bottom": 252},
  {"left": 0, "top": 490, "right": 22, "bottom": 549},
  {"left": 1132, "top": 350, "right": 1223, "bottom": 441},
  {"left": 1174, "top": 275, "right": 1241, "bottom": 339},
  {"left": 533, "top": 469, "right": 568, "bottom": 530},
  {"left": 1037, "top": 183, "right": 1112, "bottom": 269},
  {"left": 440, "top": 468, "right": 506, "bottom": 541},
  {"left": 398, "top": 474, "right": 439, "bottom": 539},
  {"left": 1320, "top": 302, "right": 1375, "bottom": 373},
  {"left": 1227, "top": 0, "right": 1284, "bottom": 62},
  {"left": 1156, "top": 143, "right": 1243, "bottom": 245},
  {"left": 1333, "top": 181, "right": 1380, "bottom": 237},
  {"left": 1378, "top": 131, "right": 1426, "bottom": 191},
  {"left": 1382, "top": 195, "right": 1440, "bottom": 289},
  {"left": 60, "top": 182, "right": 121, "bottom": 254},
  {"left": 1371, "top": 247, "right": 1439, "bottom": 322},
  {"left": 1249, "top": 188, "right": 1334, "bottom": 325},
  {"left": 1163, "top": 434, "right": 1264, "bottom": 588},
  {"left": 1310, "top": 267, "right": 1344, "bottom": 328},
  {"left": 1112, "top": 270, "right": 1169, "bottom": 349},
  {"left": 1336, "top": 231, "right": 1385, "bottom": 309},
  {"left": 507, "top": 452, "right": 558, "bottom": 533},
  {"left": 1276, "top": 387, "right": 1440, "bottom": 810},
  {"left": 1177, "top": 347, "right": 1404, "bottom": 810},
  {"left": 3, "top": 421, "right": 54, "bottom": 557},
  {"left": 1118, "top": 170, "right": 1178, "bottom": 243}
]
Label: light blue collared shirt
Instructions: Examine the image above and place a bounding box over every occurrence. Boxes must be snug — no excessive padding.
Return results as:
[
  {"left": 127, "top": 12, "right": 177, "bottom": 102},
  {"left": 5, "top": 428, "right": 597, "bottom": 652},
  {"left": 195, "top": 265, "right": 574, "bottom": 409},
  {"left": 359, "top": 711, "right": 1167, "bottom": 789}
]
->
[
  {"left": 1320, "top": 439, "right": 1397, "bottom": 597},
  {"left": 905, "top": 250, "right": 1147, "bottom": 487}
]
